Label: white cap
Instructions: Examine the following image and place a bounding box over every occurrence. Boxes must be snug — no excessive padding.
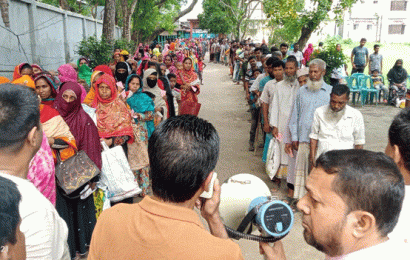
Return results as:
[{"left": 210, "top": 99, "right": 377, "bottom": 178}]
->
[{"left": 297, "top": 67, "right": 309, "bottom": 78}]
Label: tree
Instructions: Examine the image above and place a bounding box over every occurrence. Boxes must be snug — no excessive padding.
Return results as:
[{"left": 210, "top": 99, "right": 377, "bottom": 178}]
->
[
  {"left": 0, "top": 0, "right": 10, "bottom": 28},
  {"left": 102, "top": 0, "right": 116, "bottom": 44},
  {"left": 198, "top": 0, "right": 262, "bottom": 40},
  {"left": 130, "top": 0, "right": 199, "bottom": 43},
  {"left": 264, "top": 0, "right": 359, "bottom": 47},
  {"left": 198, "top": 0, "right": 234, "bottom": 35}
]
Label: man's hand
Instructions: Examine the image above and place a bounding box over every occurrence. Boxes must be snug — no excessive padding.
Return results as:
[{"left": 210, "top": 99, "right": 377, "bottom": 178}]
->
[
  {"left": 292, "top": 141, "right": 299, "bottom": 151},
  {"left": 259, "top": 241, "right": 287, "bottom": 260},
  {"left": 271, "top": 127, "right": 279, "bottom": 138},
  {"left": 285, "top": 143, "right": 293, "bottom": 155},
  {"left": 263, "top": 123, "right": 271, "bottom": 133},
  {"left": 309, "top": 153, "right": 316, "bottom": 167},
  {"left": 246, "top": 92, "right": 250, "bottom": 101}
]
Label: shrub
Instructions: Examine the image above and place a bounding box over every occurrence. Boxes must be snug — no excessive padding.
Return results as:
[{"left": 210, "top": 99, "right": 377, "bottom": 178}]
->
[
  {"left": 114, "top": 39, "right": 136, "bottom": 54},
  {"left": 76, "top": 36, "right": 112, "bottom": 69},
  {"left": 311, "top": 38, "right": 347, "bottom": 84}
]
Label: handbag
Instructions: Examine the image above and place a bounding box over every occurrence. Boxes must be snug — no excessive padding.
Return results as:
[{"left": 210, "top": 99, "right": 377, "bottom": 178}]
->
[
  {"left": 55, "top": 150, "right": 101, "bottom": 197},
  {"left": 179, "top": 101, "right": 201, "bottom": 116},
  {"left": 99, "top": 142, "right": 141, "bottom": 202}
]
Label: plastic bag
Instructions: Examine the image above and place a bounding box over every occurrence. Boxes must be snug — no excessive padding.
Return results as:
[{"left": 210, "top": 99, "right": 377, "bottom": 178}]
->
[
  {"left": 265, "top": 138, "right": 281, "bottom": 180},
  {"left": 99, "top": 142, "right": 141, "bottom": 202}
]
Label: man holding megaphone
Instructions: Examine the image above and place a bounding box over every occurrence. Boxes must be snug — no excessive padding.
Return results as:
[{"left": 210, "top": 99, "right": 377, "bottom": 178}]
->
[{"left": 88, "top": 115, "right": 408, "bottom": 260}]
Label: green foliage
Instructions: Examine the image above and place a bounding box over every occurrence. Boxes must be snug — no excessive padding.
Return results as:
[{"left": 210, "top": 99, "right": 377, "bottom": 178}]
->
[
  {"left": 39, "top": 0, "right": 93, "bottom": 16},
  {"left": 311, "top": 37, "right": 347, "bottom": 84},
  {"left": 114, "top": 38, "right": 136, "bottom": 52},
  {"left": 198, "top": 0, "right": 234, "bottom": 35},
  {"left": 76, "top": 36, "right": 112, "bottom": 68}
]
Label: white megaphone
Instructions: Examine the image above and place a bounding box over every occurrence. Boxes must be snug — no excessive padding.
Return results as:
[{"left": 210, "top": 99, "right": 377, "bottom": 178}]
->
[{"left": 219, "top": 173, "right": 294, "bottom": 242}]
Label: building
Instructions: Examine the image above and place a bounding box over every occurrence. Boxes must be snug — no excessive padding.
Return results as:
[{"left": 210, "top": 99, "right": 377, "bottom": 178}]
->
[{"left": 310, "top": 0, "right": 410, "bottom": 43}]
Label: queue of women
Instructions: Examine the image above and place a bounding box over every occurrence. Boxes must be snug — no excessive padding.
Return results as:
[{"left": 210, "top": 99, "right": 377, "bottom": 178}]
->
[{"left": 0, "top": 38, "right": 205, "bottom": 259}]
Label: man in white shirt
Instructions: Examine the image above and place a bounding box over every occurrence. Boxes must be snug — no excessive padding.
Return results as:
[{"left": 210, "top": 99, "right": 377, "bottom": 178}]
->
[
  {"left": 260, "top": 149, "right": 408, "bottom": 260},
  {"left": 385, "top": 108, "right": 410, "bottom": 244},
  {"left": 309, "top": 84, "right": 365, "bottom": 165},
  {"left": 0, "top": 84, "right": 69, "bottom": 260},
  {"left": 287, "top": 43, "right": 303, "bottom": 68}
]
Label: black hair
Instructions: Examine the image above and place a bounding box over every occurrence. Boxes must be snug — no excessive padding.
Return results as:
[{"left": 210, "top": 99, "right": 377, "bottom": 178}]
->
[
  {"left": 319, "top": 42, "right": 324, "bottom": 46},
  {"left": 252, "top": 68, "right": 262, "bottom": 74},
  {"left": 254, "top": 47, "right": 262, "bottom": 53},
  {"left": 389, "top": 108, "right": 410, "bottom": 172},
  {"left": 0, "top": 84, "right": 40, "bottom": 153},
  {"left": 20, "top": 63, "right": 32, "bottom": 72},
  {"left": 270, "top": 46, "right": 279, "bottom": 53},
  {"left": 148, "top": 61, "right": 157, "bottom": 68},
  {"left": 316, "top": 149, "right": 404, "bottom": 237},
  {"left": 144, "top": 91, "right": 156, "bottom": 99},
  {"left": 156, "top": 63, "right": 167, "bottom": 77},
  {"left": 248, "top": 55, "right": 257, "bottom": 62},
  {"left": 183, "top": 57, "right": 192, "bottom": 64},
  {"left": 374, "top": 44, "right": 380, "bottom": 49},
  {"left": 371, "top": 69, "right": 380, "bottom": 74},
  {"left": 167, "top": 73, "right": 177, "bottom": 80},
  {"left": 0, "top": 176, "right": 22, "bottom": 247},
  {"left": 287, "top": 55, "right": 297, "bottom": 61},
  {"left": 331, "top": 84, "right": 350, "bottom": 98},
  {"left": 148, "top": 115, "right": 220, "bottom": 203},
  {"left": 280, "top": 43, "right": 288, "bottom": 48},
  {"left": 360, "top": 38, "right": 367, "bottom": 42},
  {"left": 127, "top": 74, "right": 143, "bottom": 89},
  {"left": 286, "top": 58, "right": 298, "bottom": 68}
]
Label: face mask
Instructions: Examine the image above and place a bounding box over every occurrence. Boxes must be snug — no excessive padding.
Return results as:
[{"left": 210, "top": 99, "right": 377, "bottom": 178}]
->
[{"left": 147, "top": 78, "right": 157, "bottom": 88}]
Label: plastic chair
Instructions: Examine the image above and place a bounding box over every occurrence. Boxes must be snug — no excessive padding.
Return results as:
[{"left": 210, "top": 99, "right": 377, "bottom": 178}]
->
[
  {"left": 361, "top": 75, "right": 379, "bottom": 105},
  {"left": 345, "top": 76, "right": 360, "bottom": 105}
]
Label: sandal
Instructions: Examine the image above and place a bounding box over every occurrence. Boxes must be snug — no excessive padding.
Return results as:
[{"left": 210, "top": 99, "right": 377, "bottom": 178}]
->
[{"left": 270, "top": 178, "right": 281, "bottom": 193}]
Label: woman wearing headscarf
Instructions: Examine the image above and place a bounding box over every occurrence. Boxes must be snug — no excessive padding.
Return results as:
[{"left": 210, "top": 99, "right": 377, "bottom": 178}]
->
[
  {"left": 12, "top": 63, "right": 33, "bottom": 80},
  {"left": 54, "top": 82, "right": 101, "bottom": 259},
  {"left": 142, "top": 68, "right": 168, "bottom": 124},
  {"left": 31, "top": 64, "right": 43, "bottom": 74},
  {"left": 115, "top": 62, "right": 129, "bottom": 86},
  {"left": 77, "top": 57, "right": 93, "bottom": 86},
  {"left": 125, "top": 74, "right": 153, "bottom": 196},
  {"left": 162, "top": 43, "right": 170, "bottom": 57},
  {"left": 34, "top": 72, "right": 77, "bottom": 161},
  {"left": 165, "top": 55, "right": 177, "bottom": 75},
  {"left": 83, "top": 65, "right": 113, "bottom": 107},
  {"left": 157, "top": 63, "right": 176, "bottom": 118},
  {"left": 303, "top": 43, "right": 314, "bottom": 66},
  {"left": 176, "top": 57, "right": 200, "bottom": 104},
  {"left": 387, "top": 59, "right": 408, "bottom": 105},
  {"left": 58, "top": 64, "right": 87, "bottom": 102},
  {"left": 94, "top": 74, "right": 134, "bottom": 157}
]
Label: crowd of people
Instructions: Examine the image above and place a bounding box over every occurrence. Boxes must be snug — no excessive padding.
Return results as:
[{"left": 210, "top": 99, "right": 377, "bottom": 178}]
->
[
  {"left": 0, "top": 38, "right": 208, "bottom": 260},
  {"left": 0, "top": 35, "right": 409, "bottom": 260}
]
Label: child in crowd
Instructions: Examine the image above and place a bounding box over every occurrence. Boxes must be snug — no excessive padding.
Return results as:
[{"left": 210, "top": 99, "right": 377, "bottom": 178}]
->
[
  {"left": 175, "top": 61, "right": 183, "bottom": 71},
  {"left": 197, "top": 57, "right": 206, "bottom": 85},
  {"left": 371, "top": 70, "right": 388, "bottom": 102},
  {"left": 248, "top": 69, "right": 262, "bottom": 107},
  {"left": 167, "top": 73, "right": 181, "bottom": 115}
]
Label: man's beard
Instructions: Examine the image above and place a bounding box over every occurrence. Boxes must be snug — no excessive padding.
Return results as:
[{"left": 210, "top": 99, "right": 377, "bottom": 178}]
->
[
  {"left": 303, "top": 216, "right": 346, "bottom": 257},
  {"left": 307, "top": 77, "right": 324, "bottom": 91},
  {"left": 284, "top": 74, "right": 297, "bottom": 83}
]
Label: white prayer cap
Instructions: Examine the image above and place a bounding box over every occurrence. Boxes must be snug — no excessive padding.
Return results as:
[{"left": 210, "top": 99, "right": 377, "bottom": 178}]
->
[{"left": 297, "top": 67, "right": 309, "bottom": 78}]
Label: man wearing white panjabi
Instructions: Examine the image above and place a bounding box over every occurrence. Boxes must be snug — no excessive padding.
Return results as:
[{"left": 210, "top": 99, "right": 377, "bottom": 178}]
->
[{"left": 269, "top": 58, "right": 300, "bottom": 180}]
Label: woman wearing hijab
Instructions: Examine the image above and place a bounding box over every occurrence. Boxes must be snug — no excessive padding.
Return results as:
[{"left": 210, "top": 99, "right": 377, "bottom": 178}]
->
[
  {"left": 115, "top": 62, "right": 129, "bottom": 86},
  {"left": 34, "top": 72, "right": 77, "bottom": 161},
  {"left": 94, "top": 74, "right": 134, "bottom": 157},
  {"left": 77, "top": 57, "right": 93, "bottom": 86},
  {"left": 58, "top": 64, "right": 87, "bottom": 102},
  {"left": 125, "top": 74, "right": 153, "bottom": 196},
  {"left": 387, "top": 59, "right": 408, "bottom": 105},
  {"left": 31, "top": 64, "right": 43, "bottom": 74},
  {"left": 83, "top": 65, "right": 113, "bottom": 107},
  {"left": 12, "top": 63, "right": 33, "bottom": 80},
  {"left": 54, "top": 82, "right": 101, "bottom": 259},
  {"left": 176, "top": 57, "right": 200, "bottom": 104},
  {"left": 303, "top": 43, "right": 314, "bottom": 66},
  {"left": 142, "top": 68, "right": 168, "bottom": 124},
  {"left": 165, "top": 55, "right": 177, "bottom": 75},
  {"left": 157, "top": 63, "right": 176, "bottom": 118}
]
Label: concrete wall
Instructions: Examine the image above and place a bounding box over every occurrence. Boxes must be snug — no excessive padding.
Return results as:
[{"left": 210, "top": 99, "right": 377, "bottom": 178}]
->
[{"left": 0, "top": 0, "right": 121, "bottom": 78}]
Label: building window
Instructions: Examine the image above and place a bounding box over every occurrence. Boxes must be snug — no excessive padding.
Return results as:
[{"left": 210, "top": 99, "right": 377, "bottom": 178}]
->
[
  {"left": 354, "top": 24, "right": 359, "bottom": 30},
  {"left": 367, "top": 24, "right": 373, "bottom": 30},
  {"left": 391, "top": 1, "right": 407, "bottom": 11},
  {"left": 388, "top": 24, "right": 406, "bottom": 34},
  {"left": 374, "top": 0, "right": 378, "bottom": 3}
]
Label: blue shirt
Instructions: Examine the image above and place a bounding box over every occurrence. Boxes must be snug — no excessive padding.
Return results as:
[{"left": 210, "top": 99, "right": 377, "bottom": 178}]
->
[
  {"left": 259, "top": 75, "right": 273, "bottom": 92},
  {"left": 352, "top": 46, "right": 369, "bottom": 67},
  {"left": 289, "top": 83, "right": 332, "bottom": 143}
]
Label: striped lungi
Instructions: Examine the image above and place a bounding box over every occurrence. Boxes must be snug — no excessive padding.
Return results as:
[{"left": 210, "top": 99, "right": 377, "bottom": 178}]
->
[{"left": 293, "top": 143, "right": 310, "bottom": 200}]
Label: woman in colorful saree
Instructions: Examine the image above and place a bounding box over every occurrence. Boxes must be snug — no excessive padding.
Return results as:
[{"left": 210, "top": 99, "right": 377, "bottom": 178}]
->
[
  {"left": 176, "top": 57, "right": 200, "bottom": 103},
  {"left": 82, "top": 65, "right": 113, "bottom": 107},
  {"left": 58, "top": 64, "right": 87, "bottom": 102},
  {"left": 94, "top": 74, "right": 134, "bottom": 156},
  {"left": 54, "top": 81, "right": 101, "bottom": 259},
  {"left": 33, "top": 72, "right": 77, "bottom": 161}
]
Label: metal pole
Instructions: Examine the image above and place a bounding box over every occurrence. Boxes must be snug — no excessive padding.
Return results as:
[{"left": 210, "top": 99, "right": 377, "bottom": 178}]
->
[
  {"left": 62, "top": 12, "right": 70, "bottom": 63},
  {"left": 28, "top": 0, "right": 39, "bottom": 64}
]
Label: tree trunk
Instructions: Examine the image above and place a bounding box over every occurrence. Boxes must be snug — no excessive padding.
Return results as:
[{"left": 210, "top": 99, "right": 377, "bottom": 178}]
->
[
  {"left": 103, "top": 0, "right": 116, "bottom": 45},
  {"left": 297, "top": 26, "right": 315, "bottom": 48},
  {"left": 0, "top": 0, "right": 9, "bottom": 28},
  {"left": 121, "top": 0, "right": 139, "bottom": 41}
]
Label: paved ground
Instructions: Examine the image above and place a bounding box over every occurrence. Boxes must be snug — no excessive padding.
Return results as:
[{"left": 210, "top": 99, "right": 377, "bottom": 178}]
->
[{"left": 197, "top": 60, "right": 402, "bottom": 259}]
